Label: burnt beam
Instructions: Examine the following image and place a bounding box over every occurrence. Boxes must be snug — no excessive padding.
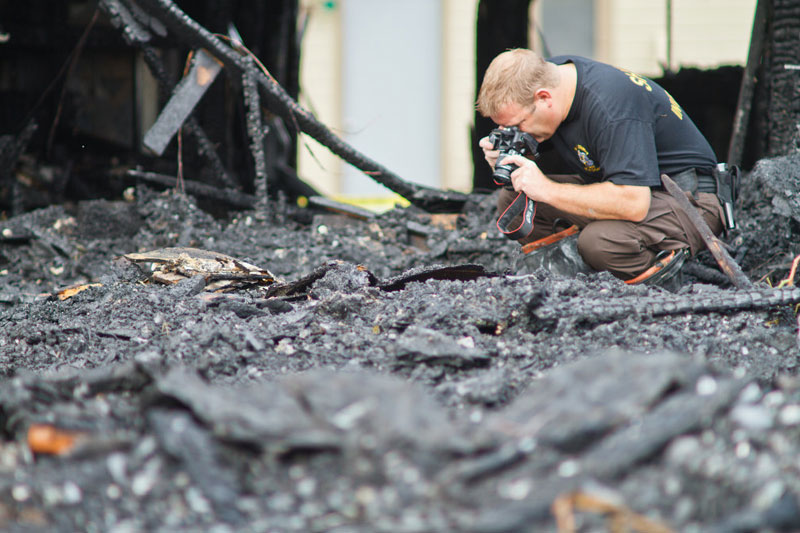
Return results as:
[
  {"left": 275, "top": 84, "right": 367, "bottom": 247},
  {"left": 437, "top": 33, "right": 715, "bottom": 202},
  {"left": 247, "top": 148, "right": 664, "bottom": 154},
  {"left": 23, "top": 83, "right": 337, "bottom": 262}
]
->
[
  {"left": 661, "top": 174, "right": 753, "bottom": 290},
  {"left": 98, "top": 0, "right": 236, "bottom": 189},
  {"left": 127, "top": 169, "right": 256, "bottom": 210},
  {"left": 131, "top": 0, "right": 471, "bottom": 213},
  {"left": 143, "top": 49, "right": 223, "bottom": 157},
  {"left": 242, "top": 69, "right": 268, "bottom": 209},
  {"left": 728, "top": 0, "right": 770, "bottom": 167}
]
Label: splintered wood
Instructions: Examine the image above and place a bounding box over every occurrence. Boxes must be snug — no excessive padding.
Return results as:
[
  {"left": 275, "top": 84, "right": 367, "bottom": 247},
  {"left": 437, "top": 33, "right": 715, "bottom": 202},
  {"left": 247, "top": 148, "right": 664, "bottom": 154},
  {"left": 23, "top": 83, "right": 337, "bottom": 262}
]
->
[
  {"left": 123, "top": 247, "right": 279, "bottom": 291},
  {"left": 27, "top": 424, "right": 83, "bottom": 455},
  {"left": 552, "top": 490, "right": 675, "bottom": 533}
]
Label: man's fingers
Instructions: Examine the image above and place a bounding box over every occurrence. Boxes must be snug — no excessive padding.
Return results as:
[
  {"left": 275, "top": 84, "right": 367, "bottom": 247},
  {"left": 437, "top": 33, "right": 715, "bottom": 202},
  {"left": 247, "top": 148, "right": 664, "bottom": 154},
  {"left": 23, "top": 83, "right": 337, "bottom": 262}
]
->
[{"left": 499, "top": 154, "right": 527, "bottom": 168}]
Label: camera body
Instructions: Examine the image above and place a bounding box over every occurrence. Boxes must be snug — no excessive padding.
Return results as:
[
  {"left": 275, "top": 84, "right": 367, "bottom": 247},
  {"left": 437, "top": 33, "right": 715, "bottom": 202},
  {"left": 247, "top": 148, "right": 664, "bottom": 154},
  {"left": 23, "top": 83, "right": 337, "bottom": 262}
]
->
[{"left": 488, "top": 126, "right": 539, "bottom": 186}]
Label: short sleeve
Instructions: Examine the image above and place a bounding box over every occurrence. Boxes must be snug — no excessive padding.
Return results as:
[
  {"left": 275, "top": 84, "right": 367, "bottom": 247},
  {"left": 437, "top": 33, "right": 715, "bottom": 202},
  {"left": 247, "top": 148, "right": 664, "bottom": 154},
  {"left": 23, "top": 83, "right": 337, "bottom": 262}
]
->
[{"left": 595, "top": 119, "right": 661, "bottom": 187}]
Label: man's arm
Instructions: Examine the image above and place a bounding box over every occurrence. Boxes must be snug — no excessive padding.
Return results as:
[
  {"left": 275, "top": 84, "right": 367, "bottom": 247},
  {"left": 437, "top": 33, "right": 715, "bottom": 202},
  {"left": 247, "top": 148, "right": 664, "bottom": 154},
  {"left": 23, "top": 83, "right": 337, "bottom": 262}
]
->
[
  {"left": 499, "top": 154, "right": 651, "bottom": 222},
  {"left": 540, "top": 179, "right": 651, "bottom": 221}
]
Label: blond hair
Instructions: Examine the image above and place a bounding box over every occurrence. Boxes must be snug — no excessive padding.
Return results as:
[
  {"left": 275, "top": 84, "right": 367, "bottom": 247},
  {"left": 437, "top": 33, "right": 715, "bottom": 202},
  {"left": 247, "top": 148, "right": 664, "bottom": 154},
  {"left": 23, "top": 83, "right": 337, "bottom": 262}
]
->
[{"left": 476, "top": 49, "right": 560, "bottom": 117}]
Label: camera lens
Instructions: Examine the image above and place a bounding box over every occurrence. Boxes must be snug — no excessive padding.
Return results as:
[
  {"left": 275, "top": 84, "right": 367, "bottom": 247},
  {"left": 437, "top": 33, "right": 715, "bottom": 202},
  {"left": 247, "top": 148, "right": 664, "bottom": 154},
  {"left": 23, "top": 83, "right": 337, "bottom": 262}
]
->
[{"left": 493, "top": 152, "right": 516, "bottom": 184}]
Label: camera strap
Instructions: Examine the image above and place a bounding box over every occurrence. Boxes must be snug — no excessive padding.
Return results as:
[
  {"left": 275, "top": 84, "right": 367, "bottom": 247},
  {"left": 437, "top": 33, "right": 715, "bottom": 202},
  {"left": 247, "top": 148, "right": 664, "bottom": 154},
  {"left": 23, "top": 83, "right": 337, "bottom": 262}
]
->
[{"left": 496, "top": 190, "right": 536, "bottom": 240}]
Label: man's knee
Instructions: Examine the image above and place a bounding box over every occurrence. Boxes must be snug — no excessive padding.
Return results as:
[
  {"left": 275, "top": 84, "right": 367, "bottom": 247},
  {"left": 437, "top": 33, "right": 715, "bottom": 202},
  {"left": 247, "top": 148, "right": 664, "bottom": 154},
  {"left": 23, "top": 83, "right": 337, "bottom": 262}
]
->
[
  {"left": 577, "top": 223, "right": 615, "bottom": 270},
  {"left": 576, "top": 221, "right": 649, "bottom": 278}
]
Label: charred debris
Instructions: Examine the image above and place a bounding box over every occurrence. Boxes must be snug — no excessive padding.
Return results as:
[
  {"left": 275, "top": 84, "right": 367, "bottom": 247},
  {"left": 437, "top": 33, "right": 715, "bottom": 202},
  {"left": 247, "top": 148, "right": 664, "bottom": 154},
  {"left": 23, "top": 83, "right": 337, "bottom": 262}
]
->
[
  {"left": 0, "top": 0, "right": 469, "bottom": 216},
  {"left": 1, "top": 1, "right": 800, "bottom": 532}
]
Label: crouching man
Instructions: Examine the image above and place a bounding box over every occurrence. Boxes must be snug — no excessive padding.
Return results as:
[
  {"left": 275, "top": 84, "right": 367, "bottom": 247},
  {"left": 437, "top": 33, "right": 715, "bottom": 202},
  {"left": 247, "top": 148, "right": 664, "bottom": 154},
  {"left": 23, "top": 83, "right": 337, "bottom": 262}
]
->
[{"left": 477, "top": 49, "right": 726, "bottom": 286}]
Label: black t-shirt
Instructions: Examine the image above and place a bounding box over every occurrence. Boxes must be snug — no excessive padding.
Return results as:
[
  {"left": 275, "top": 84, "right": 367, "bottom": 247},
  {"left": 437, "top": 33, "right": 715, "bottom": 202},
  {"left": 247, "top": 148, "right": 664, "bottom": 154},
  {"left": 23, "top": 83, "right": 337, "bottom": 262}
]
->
[{"left": 547, "top": 56, "right": 717, "bottom": 187}]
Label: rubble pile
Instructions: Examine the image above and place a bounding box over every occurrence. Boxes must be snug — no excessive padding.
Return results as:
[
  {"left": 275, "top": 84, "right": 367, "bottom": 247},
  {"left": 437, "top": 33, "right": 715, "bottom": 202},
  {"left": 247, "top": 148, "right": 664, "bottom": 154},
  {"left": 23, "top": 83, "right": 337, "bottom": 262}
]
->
[{"left": 0, "top": 155, "right": 799, "bottom": 532}]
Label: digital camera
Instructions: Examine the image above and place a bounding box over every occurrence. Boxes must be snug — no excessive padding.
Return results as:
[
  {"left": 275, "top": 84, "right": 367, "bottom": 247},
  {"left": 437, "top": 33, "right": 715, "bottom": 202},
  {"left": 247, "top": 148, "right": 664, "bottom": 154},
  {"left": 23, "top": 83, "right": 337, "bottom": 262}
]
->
[{"left": 488, "top": 126, "right": 539, "bottom": 185}]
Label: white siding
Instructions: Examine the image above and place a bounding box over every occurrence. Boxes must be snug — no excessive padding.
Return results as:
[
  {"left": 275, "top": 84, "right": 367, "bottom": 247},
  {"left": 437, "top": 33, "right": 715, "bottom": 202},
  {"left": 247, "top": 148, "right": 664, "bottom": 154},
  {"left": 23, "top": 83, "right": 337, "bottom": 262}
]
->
[
  {"left": 597, "top": 0, "right": 757, "bottom": 75},
  {"left": 441, "top": 0, "right": 479, "bottom": 192},
  {"left": 297, "top": 0, "right": 342, "bottom": 197}
]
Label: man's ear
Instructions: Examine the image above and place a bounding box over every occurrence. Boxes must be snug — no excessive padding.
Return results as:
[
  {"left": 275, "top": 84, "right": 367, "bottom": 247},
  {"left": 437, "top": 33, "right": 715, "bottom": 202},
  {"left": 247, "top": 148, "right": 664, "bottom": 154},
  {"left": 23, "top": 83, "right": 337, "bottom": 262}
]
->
[{"left": 534, "top": 88, "right": 552, "bottom": 106}]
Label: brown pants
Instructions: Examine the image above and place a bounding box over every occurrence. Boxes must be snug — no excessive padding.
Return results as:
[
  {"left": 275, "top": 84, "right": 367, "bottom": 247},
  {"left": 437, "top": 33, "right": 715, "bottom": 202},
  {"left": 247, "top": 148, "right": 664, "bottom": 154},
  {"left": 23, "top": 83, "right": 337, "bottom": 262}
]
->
[{"left": 497, "top": 174, "right": 725, "bottom": 280}]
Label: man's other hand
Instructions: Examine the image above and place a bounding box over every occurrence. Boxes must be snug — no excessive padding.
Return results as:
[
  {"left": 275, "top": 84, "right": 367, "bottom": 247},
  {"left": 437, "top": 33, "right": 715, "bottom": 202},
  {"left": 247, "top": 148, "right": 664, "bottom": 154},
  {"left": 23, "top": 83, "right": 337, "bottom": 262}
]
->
[{"left": 479, "top": 136, "right": 500, "bottom": 170}]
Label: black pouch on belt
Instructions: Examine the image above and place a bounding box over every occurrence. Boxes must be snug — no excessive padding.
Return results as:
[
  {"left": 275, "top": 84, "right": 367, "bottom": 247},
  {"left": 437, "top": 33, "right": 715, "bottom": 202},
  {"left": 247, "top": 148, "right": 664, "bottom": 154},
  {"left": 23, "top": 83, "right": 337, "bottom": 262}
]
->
[{"left": 670, "top": 168, "right": 700, "bottom": 194}]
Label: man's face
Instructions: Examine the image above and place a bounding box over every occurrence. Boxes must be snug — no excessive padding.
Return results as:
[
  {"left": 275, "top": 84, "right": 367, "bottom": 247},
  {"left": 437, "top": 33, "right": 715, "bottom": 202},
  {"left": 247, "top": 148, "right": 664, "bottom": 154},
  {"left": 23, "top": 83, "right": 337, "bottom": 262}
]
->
[{"left": 490, "top": 99, "right": 557, "bottom": 142}]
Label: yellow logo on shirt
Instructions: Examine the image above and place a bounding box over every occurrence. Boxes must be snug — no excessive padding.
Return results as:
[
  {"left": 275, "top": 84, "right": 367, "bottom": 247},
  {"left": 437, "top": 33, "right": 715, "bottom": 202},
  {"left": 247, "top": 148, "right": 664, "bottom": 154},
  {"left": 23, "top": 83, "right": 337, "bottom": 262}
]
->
[
  {"left": 620, "top": 67, "right": 683, "bottom": 120},
  {"left": 574, "top": 145, "right": 600, "bottom": 172},
  {"left": 666, "top": 91, "right": 683, "bottom": 119},
  {"left": 620, "top": 69, "right": 653, "bottom": 92}
]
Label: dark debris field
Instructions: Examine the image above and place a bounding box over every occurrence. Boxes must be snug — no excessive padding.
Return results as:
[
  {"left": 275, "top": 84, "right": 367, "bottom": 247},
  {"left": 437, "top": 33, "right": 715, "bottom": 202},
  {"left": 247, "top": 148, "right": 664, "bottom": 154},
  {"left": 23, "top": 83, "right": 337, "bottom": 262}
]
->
[{"left": 1, "top": 155, "right": 800, "bottom": 532}]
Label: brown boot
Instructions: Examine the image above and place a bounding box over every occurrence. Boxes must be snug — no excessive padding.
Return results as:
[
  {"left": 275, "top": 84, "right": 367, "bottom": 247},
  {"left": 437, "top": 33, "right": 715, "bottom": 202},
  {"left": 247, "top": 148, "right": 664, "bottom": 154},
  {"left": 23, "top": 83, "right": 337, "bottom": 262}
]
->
[
  {"left": 625, "top": 248, "right": 689, "bottom": 288},
  {"left": 521, "top": 225, "right": 579, "bottom": 254},
  {"left": 515, "top": 226, "right": 596, "bottom": 278}
]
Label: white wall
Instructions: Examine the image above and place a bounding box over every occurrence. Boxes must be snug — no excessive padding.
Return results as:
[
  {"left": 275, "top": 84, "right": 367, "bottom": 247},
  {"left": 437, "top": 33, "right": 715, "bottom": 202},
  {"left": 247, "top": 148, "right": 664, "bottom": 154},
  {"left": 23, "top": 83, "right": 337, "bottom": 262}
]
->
[
  {"left": 340, "top": 0, "right": 441, "bottom": 197},
  {"left": 441, "top": 0, "right": 480, "bottom": 193},
  {"left": 297, "top": 0, "right": 342, "bottom": 197},
  {"left": 595, "top": 0, "right": 757, "bottom": 75}
]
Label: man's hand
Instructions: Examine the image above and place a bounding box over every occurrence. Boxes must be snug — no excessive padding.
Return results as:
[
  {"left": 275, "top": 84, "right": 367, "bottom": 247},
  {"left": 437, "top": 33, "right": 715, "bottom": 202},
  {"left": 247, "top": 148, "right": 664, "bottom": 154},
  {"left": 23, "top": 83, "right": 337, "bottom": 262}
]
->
[
  {"left": 499, "top": 153, "right": 549, "bottom": 199},
  {"left": 479, "top": 136, "right": 499, "bottom": 170},
  {"left": 499, "top": 153, "right": 651, "bottom": 222}
]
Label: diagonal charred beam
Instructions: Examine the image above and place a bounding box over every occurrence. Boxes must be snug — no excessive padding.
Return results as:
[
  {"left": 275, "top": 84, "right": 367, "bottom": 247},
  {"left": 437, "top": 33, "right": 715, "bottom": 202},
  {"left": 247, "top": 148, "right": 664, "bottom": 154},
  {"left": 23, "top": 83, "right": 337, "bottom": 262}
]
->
[
  {"left": 661, "top": 174, "right": 753, "bottom": 289},
  {"left": 137, "top": 47, "right": 237, "bottom": 189},
  {"left": 143, "top": 49, "right": 223, "bottom": 156},
  {"left": 98, "top": 0, "right": 236, "bottom": 189},
  {"left": 131, "top": 0, "right": 471, "bottom": 213},
  {"left": 97, "top": 0, "right": 157, "bottom": 44}
]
